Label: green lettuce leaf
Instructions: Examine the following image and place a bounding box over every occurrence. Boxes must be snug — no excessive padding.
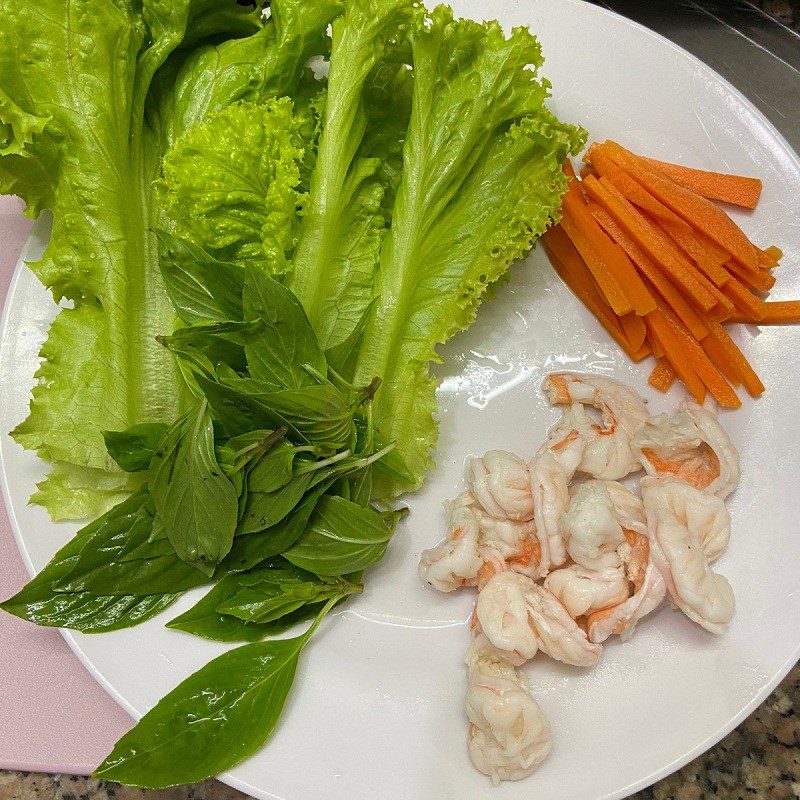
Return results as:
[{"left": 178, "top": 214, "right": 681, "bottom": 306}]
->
[
  {"left": 161, "top": 98, "right": 303, "bottom": 273},
  {"left": 1, "top": 0, "right": 336, "bottom": 519},
  {"left": 289, "top": 0, "right": 415, "bottom": 351},
  {"left": 354, "top": 8, "right": 585, "bottom": 494}
]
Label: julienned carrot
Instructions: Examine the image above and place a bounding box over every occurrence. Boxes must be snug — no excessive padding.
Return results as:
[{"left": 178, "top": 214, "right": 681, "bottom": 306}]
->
[
  {"left": 725, "top": 259, "right": 776, "bottom": 292},
  {"left": 699, "top": 332, "right": 742, "bottom": 387},
  {"left": 657, "top": 301, "right": 741, "bottom": 408},
  {"left": 639, "top": 154, "right": 763, "bottom": 209},
  {"left": 542, "top": 227, "right": 646, "bottom": 361},
  {"left": 589, "top": 202, "right": 711, "bottom": 341},
  {"left": 602, "top": 141, "right": 760, "bottom": 271},
  {"left": 562, "top": 189, "right": 656, "bottom": 316},
  {"left": 721, "top": 278, "right": 765, "bottom": 321},
  {"left": 583, "top": 174, "right": 719, "bottom": 312},
  {"left": 620, "top": 312, "right": 647, "bottom": 350},
  {"left": 730, "top": 300, "right": 800, "bottom": 324},
  {"left": 706, "top": 321, "right": 765, "bottom": 397},
  {"left": 560, "top": 213, "right": 633, "bottom": 317},
  {"left": 648, "top": 358, "right": 677, "bottom": 392},
  {"left": 662, "top": 224, "right": 731, "bottom": 288},
  {"left": 644, "top": 310, "right": 706, "bottom": 404},
  {"left": 588, "top": 146, "right": 692, "bottom": 233},
  {"left": 759, "top": 245, "right": 783, "bottom": 267}
]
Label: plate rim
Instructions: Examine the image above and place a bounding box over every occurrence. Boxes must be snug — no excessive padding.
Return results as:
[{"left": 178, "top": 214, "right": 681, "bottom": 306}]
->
[{"left": 1, "top": 1, "right": 799, "bottom": 797}]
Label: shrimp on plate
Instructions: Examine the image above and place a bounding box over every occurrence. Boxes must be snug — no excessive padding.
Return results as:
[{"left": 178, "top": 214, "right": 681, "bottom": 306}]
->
[
  {"left": 632, "top": 402, "right": 740, "bottom": 499},
  {"left": 529, "top": 405, "right": 588, "bottom": 574},
  {"left": 544, "top": 565, "right": 630, "bottom": 619},
  {"left": 473, "top": 508, "right": 544, "bottom": 581},
  {"left": 467, "top": 450, "right": 535, "bottom": 521},
  {"left": 465, "top": 634, "right": 551, "bottom": 784},
  {"left": 543, "top": 372, "right": 649, "bottom": 480},
  {"left": 641, "top": 477, "right": 735, "bottom": 634},
  {"left": 563, "top": 480, "right": 627, "bottom": 570},
  {"left": 475, "top": 572, "right": 602, "bottom": 667}
]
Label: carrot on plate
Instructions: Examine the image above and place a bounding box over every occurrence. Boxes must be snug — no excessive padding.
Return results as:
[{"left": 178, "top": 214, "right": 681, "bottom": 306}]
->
[
  {"left": 542, "top": 227, "right": 646, "bottom": 361},
  {"left": 638, "top": 154, "right": 763, "bottom": 209},
  {"left": 643, "top": 309, "right": 707, "bottom": 404},
  {"left": 759, "top": 245, "right": 783, "bottom": 267},
  {"left": 601, "top": 141, "right": 760, "bottom": 271},
  {"left": 721, "top": 278, "right": 766, "bottom": 321},
  {"left": 561, "top": 193, "right": 656, "bottom": 316},
  {"left": 661, "top": 224, "right": 731, "bottom": 287},
  {"left": 730, "top": 300, "right": 800, "bottom": 325},
  {"left": 648, "top": 358, "right": 677, "bottom": 392},
  {"left": 705, "top": 321, "right": 765, "bottom": 397},
  {"left": 620, "top": 312, "right": 647, "bottom": 350},
  {"left": 657, "top": 301, "right": 741, "bottom": 408},
  {"left": 588, "top": 146, "right": 693, "bottom": 232},
  {"left": 724, "top": 259, "right": 776, "bottom": 292},
  {"left": 583, "top": 174, "right": 719, "bottom": 312},
  {"left": 589, "top": 203, "right": 711, "bottom": 341}
]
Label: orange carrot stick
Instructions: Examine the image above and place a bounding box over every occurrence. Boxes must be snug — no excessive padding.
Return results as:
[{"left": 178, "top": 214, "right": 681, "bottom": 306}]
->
[
  {"left": 648, "top": 358, "right": 677, "bottom": 392},
  {"left": 705, "top": 321, "right": 764, "bottom": 397},
  {"left": 759, "top": 245, "right": 783, "bottom": 267},
  {"left": 588, "top": 146, "right": 693, "bottom": 232},
  {"left": 721, "top": 278, "right": 766, "bottom": 321},
  {"left": 638, "top": 154, "right": 763, "bottom": 209},
  {"left": 589, "top": 202, "right": 711, "bottom": 341},
  {"left": 560, "top": 213, "right": 633, "bottom": 317},
  {"left": 657, "top": 302, "right": 741, "bottom": 408},
  {"left": 732, "top": 300, "right": 800, "bottom": 324},
  {"left": 602, "top": 141, "right": 760, "bottom": 271},
  {"left": 620, "top": 312, "right": 647, "bottom": 350},
  {"left": 662, "top": 224, "right": 731, "bottom": 287},
  {"left": 561, "top": 191, "right": 656, "bottom": 316},
  {"left": 699, "top": 332, "right": 742, "bottom": 388},
  {"left": 542, "top": 227, "right": 644, "bottom": 360},
  {"left": 583, "top": 174, "right": 719, "bottom": 312},
  {"left": 724, "top": 259, "right": 776, "bottom": 292}
]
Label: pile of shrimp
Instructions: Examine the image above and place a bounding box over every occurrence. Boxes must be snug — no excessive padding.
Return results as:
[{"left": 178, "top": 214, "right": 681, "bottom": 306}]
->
[{"left": 418, "top": 372, "right": 740, "bottom": 784}]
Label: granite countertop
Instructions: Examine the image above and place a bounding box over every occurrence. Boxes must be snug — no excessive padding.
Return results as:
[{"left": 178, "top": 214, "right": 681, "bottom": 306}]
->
[{"left": 2, "top": 3, "right": 799, "bottom": 800}]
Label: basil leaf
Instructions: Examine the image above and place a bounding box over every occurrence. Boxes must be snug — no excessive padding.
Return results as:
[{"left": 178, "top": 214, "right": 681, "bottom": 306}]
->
[
  {"left": 247, "top": 440, "right": 297, "bottom": 495},
  {"left": 237, "top": 472, "right": 314, "bottom": 535},
  {"left": 94, "top": 634, "right": 311, "bottom": 787},
  {"left": 242, "top": 266, "right": 326, "bottom": 389},
  {"left": 149, "top": 403, "right": 239, "bottom": 575},
  {"left": 155, "top": 230, "right": 244, "bottom": 324},
  {"left": 166, "top": 575, "right": 272, "bottom": 643},
  {"left": 103, "top": 424, "right": 168, "bottom": 472},
  {"left": 324, "top": 297, "right": 377, "bottom": 382},
  {"left": 222, "top": 376, "right": 355, "bottom": 452},
  {"left": 283, "top": 495, "right": 394, "bottom": 575},
  {"left": 223, "top": 478, "right": 336, "bottom": 573},
  {"left": 0, "top": 492, "right": 178, "bottom": 632},
  {"left": 218, "top": 566, "right": 361, "bottom": 624}
]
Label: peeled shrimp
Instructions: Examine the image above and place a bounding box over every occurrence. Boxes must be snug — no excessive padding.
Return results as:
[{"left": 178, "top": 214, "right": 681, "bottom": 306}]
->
[
  {"left": 467, "top": 451, "right": 535, "bottom": 521},
  {"left": 642, "top": 477, "right": 735, "bottom": 634},
  {"left": 473, "top": 508, "right": 544, "bottom": 581},
  {"left": 418, "top": 494, "right": 484, "bottom": 592},
  {"left": 563, "top": 481, "right": 627, "bottom": 570},
  {"left": 474, "top": 572, "right": 539, "bottom": 665},
  {"left": 529, "top": 406, "right": 587, "bottom": 574},
  {"left": 544, "top": 565, "right": 630, "bottom": 619},
  {"left": 632, "top": 402, "right": 740, "bottom": 499},
  {"left": 543, "top": 372, "right": 649, "bottom": 480},
  {"left": 587, "top": 560, "right": 666, "bottom": 643},
  {"left": 466, "top": 635, "right": 551, "bottom": 783}
]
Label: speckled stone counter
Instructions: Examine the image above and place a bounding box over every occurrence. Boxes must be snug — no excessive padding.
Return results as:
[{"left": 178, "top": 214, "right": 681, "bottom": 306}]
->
[{"left": 2, "top": 3, "right": 798, "bottom": 800}]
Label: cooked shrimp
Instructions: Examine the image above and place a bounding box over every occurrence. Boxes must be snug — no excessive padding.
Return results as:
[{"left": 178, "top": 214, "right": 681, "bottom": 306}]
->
[
  {"left": 474, "top": 572, "right": 540, "bottom": 665},
  {"left": 529, "top": 406, "right": 587, "bottom": 574},
  {"left": 418, "top": 494, "right": 484, "bottom": 592},
  {"left": 467, "top": 451, "right": 535, "bottom": 521},
  {"left": 524, "top": 583, "right": 603, "bottom": 667},
  {"left": 642, "top": 477, "right": 735, "bottom": 634},
  {"left": 543, "top": 372, "right": 649, "bottom": 480},
  {"left": 544, "top": 565, "right": 630, "bottom": 619},
  {"left": 563, "top": 480, "right": 626, "bottom": 570},
  {"left": 632, "top": 402, "right": 740, "bottom": 499},
  {"left": 587, "top": 560, "right": 666, "bottom": 643},
  {"left": 473, "top": 508, "right": 544, "bottom": 581},
  {"left": 466, "top": 635, "right": 551, "bottom": 783}
]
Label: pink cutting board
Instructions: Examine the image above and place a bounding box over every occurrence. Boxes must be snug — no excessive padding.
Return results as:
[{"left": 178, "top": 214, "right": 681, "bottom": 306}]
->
[{"left": 0, "top": 196, "right": 133, "bottom": 775}]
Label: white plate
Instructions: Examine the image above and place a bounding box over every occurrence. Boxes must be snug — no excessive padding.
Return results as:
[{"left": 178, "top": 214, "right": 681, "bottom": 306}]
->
[{"left": 3, "top": 2, "right": 800, "bottom": 798}]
